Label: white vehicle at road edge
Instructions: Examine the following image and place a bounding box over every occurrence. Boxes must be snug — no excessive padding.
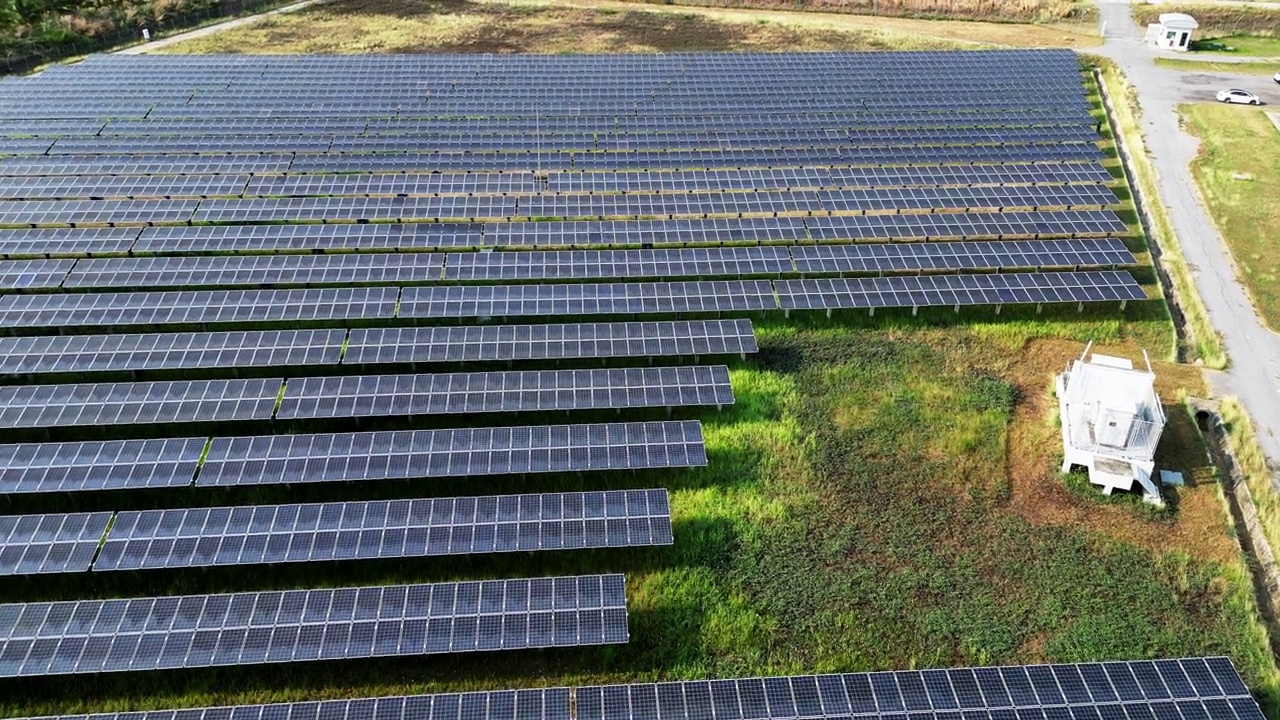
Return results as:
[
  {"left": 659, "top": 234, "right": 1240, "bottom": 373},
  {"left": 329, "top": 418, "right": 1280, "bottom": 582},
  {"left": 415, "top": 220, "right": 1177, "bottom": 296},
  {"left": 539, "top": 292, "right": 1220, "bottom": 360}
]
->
[
  {"left": 1217, "top": 88, "right": 1261, "bottom": 105},
  {"left": 1274, "top": 71, "right": 1280, "bottom": 85}
]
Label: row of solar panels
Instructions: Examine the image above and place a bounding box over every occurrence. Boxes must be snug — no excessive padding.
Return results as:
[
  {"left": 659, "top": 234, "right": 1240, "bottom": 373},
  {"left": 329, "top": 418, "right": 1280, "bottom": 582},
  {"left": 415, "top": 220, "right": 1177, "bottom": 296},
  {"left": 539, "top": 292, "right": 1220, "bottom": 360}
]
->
[
  {"left": 0, "top": 146, "right": 1104, "bottom": 176},
  {"left": 0, "top": 165, "right": 1117, "bottom": 200},
  {"left": 0, "top": 127, "right": 1100, "bottom": 157},
  {"left": 0, "top": 211, "right": 1132, "bottom": 259},
  {"left": 0, "top": 94, "right": 1091, "bottom": 121},
  {"left": 0, "top": 273, "right": 1147, "bottom": 331},
  {"left": 0, "top": 187, "right": 1121, "bottom": 227},
  {"left": 0, "top": 154, "right": 1115, "bottom": 181},
  {"left": 0, "top": 419, "right": 706, "bottom": 494},
  {"left": 0, "top": 489, "right": 672, "bottom": 575},
  {"left": 0, "top": 365, "right": 735, "bottom": 430},
  {"left": 0, "top": 240, "right": 1137, "bottom": 291},
  {"left": 0, "top": 574, "right": 630, "bottom": 677},
  {"left": 0, "top": 657, "right": 1265, "bottom": 720},
  {"left": 0, "top": 110, "right": 1099, "bottom": 139},
  {"left": 0, "top": 319, "right": 756, "bottom": 376}
]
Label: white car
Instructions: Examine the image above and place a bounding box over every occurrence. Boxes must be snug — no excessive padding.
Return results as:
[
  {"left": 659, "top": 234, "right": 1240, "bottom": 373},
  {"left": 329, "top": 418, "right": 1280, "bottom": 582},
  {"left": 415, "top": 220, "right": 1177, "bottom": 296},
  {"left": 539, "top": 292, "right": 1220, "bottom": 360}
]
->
[
  {"left": 1274, "top": 71, "right": 1280, "bottom": 84},
  {"left": 1217, "top": 88, "right": 1261, "bottom": 105}
]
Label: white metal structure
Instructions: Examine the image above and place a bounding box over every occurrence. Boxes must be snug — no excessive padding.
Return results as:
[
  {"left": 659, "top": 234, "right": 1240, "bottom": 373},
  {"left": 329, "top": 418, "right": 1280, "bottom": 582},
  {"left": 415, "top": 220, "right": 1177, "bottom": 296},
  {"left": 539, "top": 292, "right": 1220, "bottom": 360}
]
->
[
  {"left": 1145, "top": 13, "right": 1198, "bottom": 52},
  {"left": 1057, "top": 343, "right": 1167, "bottom": 503}
]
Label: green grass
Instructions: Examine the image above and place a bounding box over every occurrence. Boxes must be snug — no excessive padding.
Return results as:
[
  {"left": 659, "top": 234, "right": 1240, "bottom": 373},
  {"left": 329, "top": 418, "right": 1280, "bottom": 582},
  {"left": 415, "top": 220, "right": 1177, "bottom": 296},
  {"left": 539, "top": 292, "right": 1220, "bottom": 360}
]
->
[
  {"left": 1156, "top": 58, "right": 1280, "bottom": 75},
  {"left": 1192, "top": 35, "right": 1280, "bottom": 57},
  {"left": 2, "top": 317, "right": 1278, "bottom": 717},
  {"left": 1181, "top": 103, "right": 1280, "bottom": 331}
]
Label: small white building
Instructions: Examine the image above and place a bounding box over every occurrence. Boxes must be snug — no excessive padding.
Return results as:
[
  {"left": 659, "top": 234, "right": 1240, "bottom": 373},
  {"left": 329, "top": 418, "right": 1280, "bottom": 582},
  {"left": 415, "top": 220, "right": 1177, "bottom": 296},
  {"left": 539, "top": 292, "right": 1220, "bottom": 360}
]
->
[
  {"left": 1057, "top": 344, "right": 1167, "bottom": 504},
  {"left": 1145, "top": 13, "right": 1199, "bottom": 52}
]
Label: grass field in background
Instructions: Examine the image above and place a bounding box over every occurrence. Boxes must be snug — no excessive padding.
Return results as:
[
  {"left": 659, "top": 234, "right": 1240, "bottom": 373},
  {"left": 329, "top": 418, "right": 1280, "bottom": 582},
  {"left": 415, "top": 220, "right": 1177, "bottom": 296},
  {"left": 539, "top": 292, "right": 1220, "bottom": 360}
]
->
[
  {"left": 154, "top": 0, "right": 1101, "bottom": 54},
  {"left": 1194, "top": 35, "right": 1280, "bottom": 57},
  {"left": 2, "top": 313, "right": 1278, "bottom": 718},
  {"left": 1181, "top": 103, "right": 1280, "bottom": 331},
  {"left": 1155, "top": 58, "right": 1279, "bottom": 75}
]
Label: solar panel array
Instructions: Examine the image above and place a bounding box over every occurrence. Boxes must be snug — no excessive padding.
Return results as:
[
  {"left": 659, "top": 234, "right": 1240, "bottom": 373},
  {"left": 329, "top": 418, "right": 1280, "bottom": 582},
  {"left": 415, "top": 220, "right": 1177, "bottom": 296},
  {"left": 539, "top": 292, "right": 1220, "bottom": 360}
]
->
[
  {"left": 0, "top": 421, "right": 707, "bottom": 494},
  {"left": 6, "top": 657, "right": 1267, "bottom": 720},
  {"left": 0, "top": 574, "right": 630, "bottom": 676},
  {"left": 0, "top": 50, "right": 1155, "bottom": 686}
]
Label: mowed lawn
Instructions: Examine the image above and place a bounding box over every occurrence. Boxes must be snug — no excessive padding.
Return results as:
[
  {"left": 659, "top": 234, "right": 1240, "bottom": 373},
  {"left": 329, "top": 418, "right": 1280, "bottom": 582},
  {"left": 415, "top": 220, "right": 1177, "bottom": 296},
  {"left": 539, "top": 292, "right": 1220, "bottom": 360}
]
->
[
  {"left": 154, "top": 0, "right": 1100, "bottom": 54},
  {"left": 3, "top": 316, "right": 1278, "bottom": 717},
  {"left": 1155, "top": 58, "right": 1278, "bottom": 76},
  {"left": 1182, "top": 104, "right": 1280, "bottom": 330}
]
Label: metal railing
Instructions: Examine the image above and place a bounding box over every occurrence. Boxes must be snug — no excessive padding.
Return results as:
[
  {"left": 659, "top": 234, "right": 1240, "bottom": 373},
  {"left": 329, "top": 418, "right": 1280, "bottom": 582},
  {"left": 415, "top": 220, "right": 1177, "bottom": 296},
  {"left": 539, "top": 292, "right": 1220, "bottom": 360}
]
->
[{"left": 1068, "top": 402, "right": 1163, "bottom": 461}]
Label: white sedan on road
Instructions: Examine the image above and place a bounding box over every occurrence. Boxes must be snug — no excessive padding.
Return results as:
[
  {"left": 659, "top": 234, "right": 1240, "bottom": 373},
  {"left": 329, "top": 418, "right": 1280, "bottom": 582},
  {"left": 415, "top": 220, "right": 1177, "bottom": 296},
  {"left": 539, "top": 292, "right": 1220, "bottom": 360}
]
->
[
  {"left": 1274, "top": 71, "right": 1280, "bottom": 84},
  {"left": 1217, "top": 88, "right": 1262, "bottom": 105}
]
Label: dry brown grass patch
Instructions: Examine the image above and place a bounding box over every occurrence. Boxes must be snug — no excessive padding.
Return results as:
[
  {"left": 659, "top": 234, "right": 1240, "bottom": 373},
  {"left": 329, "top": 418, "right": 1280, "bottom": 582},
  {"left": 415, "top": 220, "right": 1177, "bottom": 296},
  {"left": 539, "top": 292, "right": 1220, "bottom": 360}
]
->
[
  {"left": 157, "top": 0, "right": 1100, "bottom": 53},
  {"left": 1003, "top": 338, "right": 1237, "bottom": 565}
]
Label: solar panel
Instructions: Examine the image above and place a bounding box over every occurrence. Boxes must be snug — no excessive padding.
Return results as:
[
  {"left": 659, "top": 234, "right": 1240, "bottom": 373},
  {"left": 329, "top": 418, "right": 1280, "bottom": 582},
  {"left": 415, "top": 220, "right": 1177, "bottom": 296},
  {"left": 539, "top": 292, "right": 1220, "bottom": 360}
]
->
[
  {"left": 0, "top": 329, "right": 346, "bottom": 375},
  {"left": 192, "top": 197, "right": 516, "bottom": 223},
  {"left": 0, "top": 574, "right": 629, "bottom": 676},
  {"left": 443, "top": 248, "right": 791, "bottom": 281},
  {"left": 0, "top": 227, "right": 140, "bottom": 259},
  {"left": 775, "top": 272, "right": 1146, "bottom": 311},
  {"left": 791, "top": 239, "right": 1136, "bottom": 274},
  {"left": 7, "top": 657, "right": 1263, "bottom": 720},
  {"left": 343, "top": 320, "right": 758, "bottom": 364},
  {"left": 94, "top": 490, "right": 672, "bottom": 571},
  {"left": 276, "top": 367, "right": 734, "bottom": 419},
  {"left": 196, "top": 420, "right": 706, "bottom": 486},
  {"left": 398, "top": 281, "right": 777, "bottom": 318},
  {"left": 0, "top": 199, "right": 198, "bottom": 226},
  {"left": 575, "top": 658, "right": 1264, "bottom": 720},
  {"left": 5, "top": 688, "right": 575, "bottom": 720},
  {"left": 0, "top": 438, "right": 204, "bottom": 494},
  {"left": 0, "top": 378, "right": 281, "bottom": 429},
  {"left": 0, "top": 259, "right": 75, "bottom": 289},
  {"left": 135, "top": 223, "right": 484, "bottom": 253},
  {"left": 0, "top": 287, "right": 399, "bottom": 329},
  {"left": 0, "top": 512, "right": 112, "bottom": 575},
  {"left": 65, "top": 254, "right": 445, "bottom": 290}
]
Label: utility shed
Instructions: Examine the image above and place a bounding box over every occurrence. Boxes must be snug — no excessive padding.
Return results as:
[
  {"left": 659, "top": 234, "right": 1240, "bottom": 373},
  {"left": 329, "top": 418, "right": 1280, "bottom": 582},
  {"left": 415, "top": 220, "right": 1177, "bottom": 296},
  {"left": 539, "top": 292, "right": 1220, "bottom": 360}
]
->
[
  {"left": 1057, "top": 344, "right": 1166, "bottom": 504},
  {"left": 1145, "top": 13, "right": 1199, "bottom": 52}
]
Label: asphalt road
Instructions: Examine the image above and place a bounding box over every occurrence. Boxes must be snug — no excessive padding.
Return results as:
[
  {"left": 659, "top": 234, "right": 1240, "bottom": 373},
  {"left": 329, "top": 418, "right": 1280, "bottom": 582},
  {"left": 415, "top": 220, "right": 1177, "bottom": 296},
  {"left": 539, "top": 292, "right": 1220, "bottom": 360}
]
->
[{"left": 1093, "top": 0, "right": 1280, "bottom": 466}]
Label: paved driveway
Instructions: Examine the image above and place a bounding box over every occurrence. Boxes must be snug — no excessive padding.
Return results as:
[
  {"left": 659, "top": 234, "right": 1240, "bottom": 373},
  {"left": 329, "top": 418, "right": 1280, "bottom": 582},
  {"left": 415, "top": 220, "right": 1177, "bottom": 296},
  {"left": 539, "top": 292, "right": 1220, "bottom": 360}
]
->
[{"left": 1092, "top": 0, "right": 1280, "bottom": 468}]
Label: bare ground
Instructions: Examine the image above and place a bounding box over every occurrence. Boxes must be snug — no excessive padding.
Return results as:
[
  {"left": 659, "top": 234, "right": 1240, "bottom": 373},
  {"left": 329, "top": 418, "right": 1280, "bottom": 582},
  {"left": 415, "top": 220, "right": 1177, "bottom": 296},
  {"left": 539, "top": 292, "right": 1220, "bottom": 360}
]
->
[{"left": 156, "top": 0, "right": 1101, "bottom": 54}]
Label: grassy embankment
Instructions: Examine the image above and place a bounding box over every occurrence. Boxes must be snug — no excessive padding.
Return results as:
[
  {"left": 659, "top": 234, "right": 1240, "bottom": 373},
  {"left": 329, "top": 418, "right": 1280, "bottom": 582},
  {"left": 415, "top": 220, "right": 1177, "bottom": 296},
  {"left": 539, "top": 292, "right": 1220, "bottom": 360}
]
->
[{"left": 1181, "top": 104, "right": 1280, "bottom": 331}]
